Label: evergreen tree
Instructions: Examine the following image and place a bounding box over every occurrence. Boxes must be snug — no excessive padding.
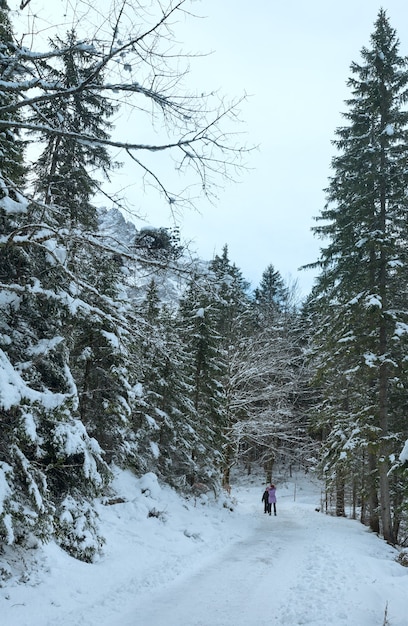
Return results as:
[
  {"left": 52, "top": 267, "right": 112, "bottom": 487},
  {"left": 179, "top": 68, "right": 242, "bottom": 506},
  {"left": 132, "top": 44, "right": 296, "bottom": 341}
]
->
[
  {"left": 0, "top": 25, "right": 133, "bottom": 559},
  {"left": 205, "top": 247, "right": 254, "bottom": 486},
  {"left": 308, "top": 10, "right": 408, "bottom": 542},
  {"left": 133, "top": 280, "right": 199, "bottom": 489},
  {"left": 254, "top": 264, "right": 289, "bottom": 321},
  {"left": 208, "top": 245, "right": 251, "bottom": 342},
  {"left": 30, "top": 29, "right": 116, "bottom": 230},
  {"left": 0, "top": 0, "right": 25, "bottom": 190},
  {"left": 178, "top": 273, "right": 227, "bottom": 489},
  {"left": 27, "top": 30, "right": 139, "bottom": 469},
  {"left": 0, "top": 4, "right": 109, "bottom": 558}
]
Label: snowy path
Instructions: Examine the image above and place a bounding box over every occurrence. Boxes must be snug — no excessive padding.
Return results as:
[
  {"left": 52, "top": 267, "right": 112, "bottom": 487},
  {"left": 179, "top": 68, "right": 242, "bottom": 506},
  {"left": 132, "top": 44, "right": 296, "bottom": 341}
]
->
[
  {"left": 3, "top": 473, "right": 407, "bottom": 626},
  {"left": 113, "top": 486, "right": 407, "bottom": 626}
]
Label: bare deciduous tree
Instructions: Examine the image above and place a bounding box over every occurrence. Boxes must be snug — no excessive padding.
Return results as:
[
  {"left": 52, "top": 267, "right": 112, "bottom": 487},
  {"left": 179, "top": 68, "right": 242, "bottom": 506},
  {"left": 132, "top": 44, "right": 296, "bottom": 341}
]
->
[{"left": 8, "top": 0, "right": 249, "bottom": 213}]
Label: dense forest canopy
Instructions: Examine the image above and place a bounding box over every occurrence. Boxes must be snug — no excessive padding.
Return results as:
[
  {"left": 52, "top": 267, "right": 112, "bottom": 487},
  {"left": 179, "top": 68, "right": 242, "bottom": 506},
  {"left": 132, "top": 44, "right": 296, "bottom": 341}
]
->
[{"left": 0, "top": 1, "right": 408, "bottom": 578}]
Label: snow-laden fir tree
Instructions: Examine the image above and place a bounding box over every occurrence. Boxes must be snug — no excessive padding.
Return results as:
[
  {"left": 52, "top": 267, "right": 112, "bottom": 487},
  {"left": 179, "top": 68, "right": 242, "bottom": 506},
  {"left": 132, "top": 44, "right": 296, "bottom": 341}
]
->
[
  {"left": 29, "top": 29, "right": 117, "bottom": 229},
  {"left": 0, "top": 0, "right": 25, "bottom": 190},
  {"left": 0, "top": 22, "right": 131, "bottom": 562},
  {"left": 133, "top": 279, "right": 200, "bottom": 490},
  {"left": 206, "top": 247, "right": 254, "bottom": 487},
  {"left": 177, "top": 272, "right": 228, "bottom": 491},
  {"left": 27, "top": 29, "right": 141, "bottom": 469},
  {"left": 307, "top": 9, "right": 408, "bottom": 543},
  {"left": 253, "top": 264, "right": 289, "bottom": 320}
]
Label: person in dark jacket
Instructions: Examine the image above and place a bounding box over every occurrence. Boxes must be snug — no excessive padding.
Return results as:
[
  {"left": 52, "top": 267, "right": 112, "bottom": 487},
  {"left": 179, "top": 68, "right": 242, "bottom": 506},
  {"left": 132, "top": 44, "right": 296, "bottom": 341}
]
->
[{"left": 261, "top": 487, "right": 269, "bottom": 514}]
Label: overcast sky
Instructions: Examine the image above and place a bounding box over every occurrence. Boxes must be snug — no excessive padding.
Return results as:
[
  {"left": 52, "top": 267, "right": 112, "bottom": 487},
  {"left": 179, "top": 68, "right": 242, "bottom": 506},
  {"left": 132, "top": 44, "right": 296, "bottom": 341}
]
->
[
  {"left": 169, "top": 0, "right": 408, "bottom": 297},
  {"left": 11, "top": 0, "right": 408, "bottom": 296}
]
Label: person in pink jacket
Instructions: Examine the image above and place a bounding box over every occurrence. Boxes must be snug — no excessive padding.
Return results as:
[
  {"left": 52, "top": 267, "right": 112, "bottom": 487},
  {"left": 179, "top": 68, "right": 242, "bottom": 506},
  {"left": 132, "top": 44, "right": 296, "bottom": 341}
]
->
[{"left": 267, "top": 484, "right": 277, "bottom": 516}]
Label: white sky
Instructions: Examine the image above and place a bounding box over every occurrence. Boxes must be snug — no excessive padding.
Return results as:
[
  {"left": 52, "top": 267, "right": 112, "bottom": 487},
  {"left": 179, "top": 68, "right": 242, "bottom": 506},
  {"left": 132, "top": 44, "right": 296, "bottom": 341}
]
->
[{"left": 9, "top": 0, "right": 408, "bottom": 296}]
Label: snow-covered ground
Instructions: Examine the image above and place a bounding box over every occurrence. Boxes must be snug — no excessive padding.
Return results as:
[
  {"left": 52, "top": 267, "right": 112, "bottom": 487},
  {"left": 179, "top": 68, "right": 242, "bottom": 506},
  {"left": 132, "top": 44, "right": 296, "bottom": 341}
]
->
[{"left": 2, "top": 468, "right": 407, "bottom": 626}]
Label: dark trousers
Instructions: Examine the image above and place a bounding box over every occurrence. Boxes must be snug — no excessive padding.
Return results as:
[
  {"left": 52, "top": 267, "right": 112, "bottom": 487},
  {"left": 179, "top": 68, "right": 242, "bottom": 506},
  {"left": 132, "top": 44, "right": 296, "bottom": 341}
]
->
[
  {"left": 268, "top": 503, "right": 276, "bottom": 515},
  {"left": 263, "top": 501, "right": 268, "bottom": 513}
]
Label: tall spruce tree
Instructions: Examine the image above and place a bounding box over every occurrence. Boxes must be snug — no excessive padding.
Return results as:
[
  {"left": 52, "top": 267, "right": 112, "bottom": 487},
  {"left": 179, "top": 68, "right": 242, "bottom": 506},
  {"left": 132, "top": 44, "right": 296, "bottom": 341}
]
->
[
  {"left": 178, "top": 273, "right": 227, "bottom": 489},
  {"left": 27, "top": 30, "right": 140, "bottom": 467},
  {"left": 308, "top": 10, "right": 408, "bottom": 542},
  {"left": 134, "top": 280, "right": 199, "bottom": 489},
  {"left": 0, "top": 0, "right": 25, "bottom": 190},
  {"left": 0, "top": 3, "right": 107, "bottom": 559},
  {"left": 208, "top": 245, "right": 251, "bottom": 342},
  {"left": 0, "top": 23, "right": 136, "bottom": 559},
  {"left": 207, "top": 247, "right": 252, "bottom": 486},
  {"left": 30, "top": 29, "right": 116, "bottom": 230},
  {"left": 254, "top": 264, "right": 289, "bottom": 321}
]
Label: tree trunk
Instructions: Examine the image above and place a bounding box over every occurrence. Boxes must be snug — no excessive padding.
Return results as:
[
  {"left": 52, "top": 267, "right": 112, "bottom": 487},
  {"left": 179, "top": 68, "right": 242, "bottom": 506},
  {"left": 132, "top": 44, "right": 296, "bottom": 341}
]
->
[
  {"left": 336, "top": 469, "right": 346, "bottom": 516},
  {"left": 265, "top": 457, "right": 274, "bottom": 484},
  {"left": 367, "top": 448, "right": 380, "bottom": 533},
  {"left": 379, "top": 459, "right": 394, "bottom": 543},
  {"left": 352, "top": 480, "right": 356, "bottom": 519},
  {"left": 360, "top": 450, "right": 366, "bottom": 524},
  {"left": 222, "top": 442, "right": 233, "bottom": 491},
  {"left": 378, "top": 330, "right": 394, "bottom": 542},
  {"left": 377, "top": 104, "right": 394, "bottom": 544}
]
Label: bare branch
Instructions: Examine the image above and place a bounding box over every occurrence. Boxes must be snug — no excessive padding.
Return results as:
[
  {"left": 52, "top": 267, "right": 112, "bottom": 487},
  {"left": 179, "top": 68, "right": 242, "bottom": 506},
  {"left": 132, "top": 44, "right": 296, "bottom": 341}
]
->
[{"left": 2, "top": 0, "right": 250, "bottom": 208}]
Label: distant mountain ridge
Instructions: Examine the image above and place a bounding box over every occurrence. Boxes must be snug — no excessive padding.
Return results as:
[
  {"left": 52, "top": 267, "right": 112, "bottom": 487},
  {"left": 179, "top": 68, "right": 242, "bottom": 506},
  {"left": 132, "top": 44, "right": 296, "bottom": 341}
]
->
[{"left": 98, "top": 207, "right": 206, "bottom": 305}]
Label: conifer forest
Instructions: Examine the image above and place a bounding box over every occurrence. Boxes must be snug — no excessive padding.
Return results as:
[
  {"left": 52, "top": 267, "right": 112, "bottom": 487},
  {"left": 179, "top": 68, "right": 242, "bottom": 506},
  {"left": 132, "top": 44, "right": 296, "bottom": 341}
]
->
[{"left": 1, "top": 0, "right": 408, "bottom": 572}]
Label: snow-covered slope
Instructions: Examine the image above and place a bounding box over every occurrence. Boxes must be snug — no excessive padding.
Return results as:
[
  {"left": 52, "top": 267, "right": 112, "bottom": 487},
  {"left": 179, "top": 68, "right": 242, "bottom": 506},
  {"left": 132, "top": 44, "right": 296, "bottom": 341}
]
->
[{"left": 2, "top": 469, "right": 407, "bottom": 626}]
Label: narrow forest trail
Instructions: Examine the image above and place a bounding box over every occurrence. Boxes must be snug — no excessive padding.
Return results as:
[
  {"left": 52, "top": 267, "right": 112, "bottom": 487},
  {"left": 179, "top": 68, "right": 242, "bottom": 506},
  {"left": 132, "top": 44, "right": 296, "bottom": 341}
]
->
[{"left": 110, "top": 480, "right": 407, "bottom": 626}]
